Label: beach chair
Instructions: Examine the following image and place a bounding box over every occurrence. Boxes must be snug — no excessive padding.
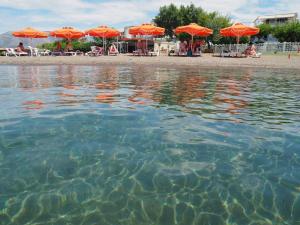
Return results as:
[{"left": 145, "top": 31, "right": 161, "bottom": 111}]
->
[
  {"left": 5, "top": 48, "right": 15, "bottom": 56},
  {"left": 39, "top": 49, "right": 51, "bottom": 56},
  {"left": 193, "top": 47, "right": 202, "bottom": 57},
  {"left": 147, "top": 51, "right": 159, "bottom": 56},
  {"left": 213, "top": 50, "right": 232, "bottom": 57},
  {"left": 87, "top": 46, "right": 103, "bottom": 56},
  {"left": 5, "top": 48, "right": 28, "bottom": 57},
  {"left": 229, "top": 51, "right": 247, "bottom": 58},
  {"left": 250, "top": 53, "right": 262, "bottom": 58},
  {"left": 133, "top": 49, "right": 143, "bottom": 56},
  {"left": 64, "top": 50, "right": 77, "bottom": 56},
  {"left": 51, "top": 51, "right": 63, "bottom": 56},
  {"left": 108, "top": 44, "right": 119, "bottom": 56},
  {"left": 28, "top": 46, "right": 40, "bottom": 56},
  {"left": 178, "top": 48, "right": 187, "bottom": 56}
]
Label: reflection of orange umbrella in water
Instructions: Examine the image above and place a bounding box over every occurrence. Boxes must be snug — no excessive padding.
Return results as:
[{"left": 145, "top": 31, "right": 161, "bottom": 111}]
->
[
  {"left": 174, "top": 76, "right": 206, "bottom": 105},
  {"left": 23, "top": 100, "right": 44, "bottom": 110},
  {"left": 96, "top": 93, "right": 115, "bottom": 104},
  {"left": 95, "top": 82, "right": 118, "bottom": 90},
  {"left": 220, "top": 23, "right": 259, "bottom": 44},
  {"left": 128, "top": 91, "right": 152, "bottom": 105},
  {"left": 214, "top": 78, "right": 248, "bottom": 114},
  {"left": 94, "top": 67, "right": 119, "bottom": 103},
  {"left": 128, "top": 70, "right": 162, "bottom": 105}
]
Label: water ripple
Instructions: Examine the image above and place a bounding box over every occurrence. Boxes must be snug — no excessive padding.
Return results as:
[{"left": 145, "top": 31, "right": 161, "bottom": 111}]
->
[{"left": 0, "top": 65, "right": 300, "bottom": 224}]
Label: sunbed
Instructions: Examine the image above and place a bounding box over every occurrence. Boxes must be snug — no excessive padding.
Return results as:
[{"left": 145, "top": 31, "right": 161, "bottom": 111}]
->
[
  {"left": 87, "top": 46, "right": 103, "bottom": 56},
  {"left": 133, "top": 49, "right": 143, "bottom": 56},
  {"left": 193, "top": 47, "right": 202, "bottom": 57},
  {"left": 178, "top": 50, "right": 187, "bottom": 56},
  {"left": 213, "top": 50, "right": 246, "bottom": 58},
  {"left": 147, "top": 50, "right": 159, "bottom": 56},
  {"left": 5, "top": 48, "right": 28, "bottom": 57},
  {"left": 28, "top": 46, "right": 40, "bottom": 56},
  {"left": 39, "top": 49, "right": 51, "bottom": 56},
  {"left": 51, "top": 51, "right": 63, "bottom": 56},
  {"left": 108, "top": 45, "right": 119, "bottom": 56}
]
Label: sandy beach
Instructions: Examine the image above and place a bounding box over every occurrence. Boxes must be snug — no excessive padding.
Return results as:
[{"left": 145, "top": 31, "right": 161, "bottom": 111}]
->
[{"left": 0, "top": 54, "right": 299, "bottom": 69}]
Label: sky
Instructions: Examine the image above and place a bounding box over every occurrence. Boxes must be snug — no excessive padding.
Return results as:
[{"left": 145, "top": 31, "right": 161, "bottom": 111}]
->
[{"left": 0, "top": 0, "right": 299, "bottom": 33}]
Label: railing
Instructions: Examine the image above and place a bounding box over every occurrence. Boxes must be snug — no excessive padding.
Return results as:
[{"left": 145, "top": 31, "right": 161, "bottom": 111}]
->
[{"left": 213, "top": 42, "right": 300, "bottom": 54}]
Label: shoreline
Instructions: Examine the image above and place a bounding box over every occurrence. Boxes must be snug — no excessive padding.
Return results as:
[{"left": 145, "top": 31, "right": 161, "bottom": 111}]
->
[{"left": 0, "top": 54, "right": 299, "bottom": 70}]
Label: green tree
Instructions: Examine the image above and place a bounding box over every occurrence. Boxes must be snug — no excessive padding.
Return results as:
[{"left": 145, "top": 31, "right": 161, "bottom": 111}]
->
[
  {"left": 272, "top": 22, "right": 300, "bottom": 42},
  {"left": 153, "top": 4, "right": 181, "bottom": 37},
  {"left": 254, "top": 23, "right": 273, "bottom": 42},
  {"left": 153, "top": 3, "right": 232, "bottom": 44}
]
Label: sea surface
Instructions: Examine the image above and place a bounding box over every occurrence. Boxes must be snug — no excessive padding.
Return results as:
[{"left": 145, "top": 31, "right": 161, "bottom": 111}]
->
[{"left": 0, "top": 65, "right": 300, "bottom": 225}]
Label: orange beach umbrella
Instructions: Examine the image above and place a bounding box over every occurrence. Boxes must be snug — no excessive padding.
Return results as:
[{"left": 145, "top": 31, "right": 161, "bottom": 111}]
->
[
  {"left": 129, "top": 23, "right": 165, "bottom": 53},
  {"left": 175, "top": 23, "right": 213, "bottom": 51},
  {"left": 85, "top": 26, "right": 120, "bottom": 54},
  {"left": 129, "top": 23, "right": 165, "bottom": 36},
  {"left": 50, "top": 27, "right": 85, "bottom": 39},
  {"left": 174, "top": 23, "right": 213, "bottom": 37},
  {"left": 85, "top": 25, "right": 120, "bottom": 38},
  {"left": 220, "top": 23, "right": 260, "bottom": 43},
  {"left": 12, "top": 27, "right": 48, "bottom": 38}
]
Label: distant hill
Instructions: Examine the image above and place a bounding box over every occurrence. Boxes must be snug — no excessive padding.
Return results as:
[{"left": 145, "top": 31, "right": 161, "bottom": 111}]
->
[{"left": 0, "top": 31, "right": 57, "bottom": 48}]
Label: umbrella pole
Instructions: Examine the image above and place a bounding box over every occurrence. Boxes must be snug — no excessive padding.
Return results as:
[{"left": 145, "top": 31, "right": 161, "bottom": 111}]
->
[
  {"left": 102, "top": 36, "right": 104, "bottom": 55},
  {"left": 191, "top": 35, "right": 194, "bottom": 53},
  {"left": 117, "top": 36, "right": 119, "bottom": 53},
  {"left": 237, "top": 36, "right": 240, "bottom": 52},
  {"left": 30, "top": 38, "right": 33, "bottom": 57}
]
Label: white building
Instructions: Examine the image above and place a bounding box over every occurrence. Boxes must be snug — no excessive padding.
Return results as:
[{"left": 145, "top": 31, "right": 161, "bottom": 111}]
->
[{"left": 254, "top": 13, "right": 298, "bottom": 26}]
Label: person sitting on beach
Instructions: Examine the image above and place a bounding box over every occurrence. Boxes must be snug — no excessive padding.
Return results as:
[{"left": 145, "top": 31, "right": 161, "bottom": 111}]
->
[
  {"left": 54, "top": 41, "right": 62, "bottom": 51},
  {"left": 65, "top": 41, "right": 73, "bottom": 52},
  {"left": 179, "top": 40, "right": 187, "bottom": 55},
  {"left": 244, "top": 43, "right": 257, "bottom": 56},
  {"left": 135, "top": 40, "right": 143, "bottom": 55},
  {"left": 16, "top": 42, "right": 27, "bottom": 53}
]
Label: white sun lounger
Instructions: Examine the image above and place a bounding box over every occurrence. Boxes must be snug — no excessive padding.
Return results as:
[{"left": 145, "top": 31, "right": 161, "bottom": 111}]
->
[
  {"left": 87, "top": 46, "right": 103, "bottom": 56},
  {"left": 28, "top": 46, "right": 40, "bottom": 56},
  {"left": 5, "top": 48, "right": 28, "bottom": 57},
  {"left": 147, "top": 51, "right": 159, "bottom": 56},
  {"left": 39, "top": 49, "right": 51, "bottom": 56}
]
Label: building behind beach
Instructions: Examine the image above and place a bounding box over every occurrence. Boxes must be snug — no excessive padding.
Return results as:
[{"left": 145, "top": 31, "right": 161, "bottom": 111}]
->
[
  {"left": 254, "top": 13, "right": 298, "bottom": 26},
  {"left": 253, "top": 13, "right": 298, "bottom": 42}
]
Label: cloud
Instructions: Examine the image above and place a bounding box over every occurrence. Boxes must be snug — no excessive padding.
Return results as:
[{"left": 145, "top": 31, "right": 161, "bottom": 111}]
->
[{"left": 0, "top": 0, "right": 299, "bottom": 33}]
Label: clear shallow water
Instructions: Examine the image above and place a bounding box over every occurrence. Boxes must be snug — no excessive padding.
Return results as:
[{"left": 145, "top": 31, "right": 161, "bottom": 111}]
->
[{"left": 0, "top": 65, "right": 300, "bottom": 225}]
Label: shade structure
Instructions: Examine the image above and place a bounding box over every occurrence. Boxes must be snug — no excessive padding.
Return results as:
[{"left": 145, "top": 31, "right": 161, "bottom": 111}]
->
[
  {"left": 50, "top": 27, "right": 85, "bottom": 39},
  {"left": 85, "top": 26, "right": 120, "bottom": 55},
  {"left": 174, "top": 23, "right": 213, "bottom": 37},
  {"left": 85, "top": 25, "right": 120, "bottom": 38},
  {"left": 174, "top": 23, "right": 212, "bottom": 53},
  {"left": 129, "top": 23, "right": 165, "bottom": 54},
  {"left": 12, "top": 27, "right": 48, "bottom": 38},
  {"left": 220, "top": 23, "right": 260, "bottom": 43},
  {"left": 129, "top": 23, "right": 165, "bottom": 36}
]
